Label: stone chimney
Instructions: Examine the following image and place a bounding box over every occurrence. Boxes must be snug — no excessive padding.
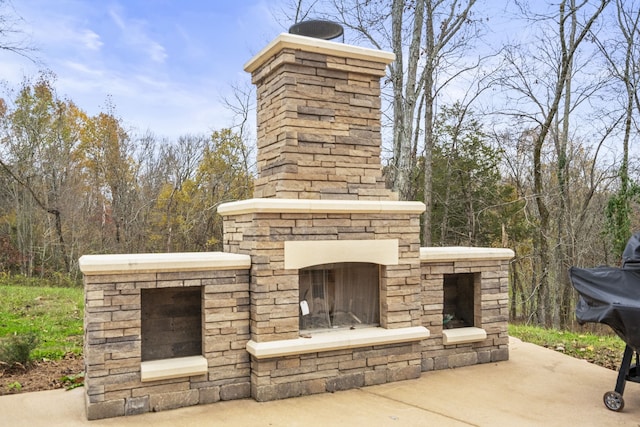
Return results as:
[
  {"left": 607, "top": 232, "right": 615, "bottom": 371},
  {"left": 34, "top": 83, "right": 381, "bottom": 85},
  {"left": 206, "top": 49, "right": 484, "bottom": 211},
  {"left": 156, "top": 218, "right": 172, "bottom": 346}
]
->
[{"left": 244, "top": 34, "right": 396, "bottom": 200}]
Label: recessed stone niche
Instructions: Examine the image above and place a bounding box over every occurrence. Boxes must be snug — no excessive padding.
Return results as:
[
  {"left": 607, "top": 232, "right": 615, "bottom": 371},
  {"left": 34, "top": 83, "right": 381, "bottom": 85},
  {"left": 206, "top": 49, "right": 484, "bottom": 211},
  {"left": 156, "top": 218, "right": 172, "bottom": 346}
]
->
[
  {"left": 141, "top": 287, "right": 202, "bottom": 361},
  {"left": 443, "top": 273, "right": 479, "bottom": 329}
]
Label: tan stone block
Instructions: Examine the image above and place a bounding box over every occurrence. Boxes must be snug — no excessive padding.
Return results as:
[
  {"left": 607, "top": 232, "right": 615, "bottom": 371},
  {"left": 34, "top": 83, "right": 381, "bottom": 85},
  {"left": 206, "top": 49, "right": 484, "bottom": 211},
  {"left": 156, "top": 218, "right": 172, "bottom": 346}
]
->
[
  {"left": 327, "top": 60, "right": 386, "bottom": 77},
  {"left": 109, "top": 294, "right": 140, "bottom": 306},
  {"left": 102, "top": 329, "right": 126, "bottom": 339},
  {"left": 148, "top": 389, "right": 199, "bottom": 412},
  {"left": 105, "top": 357, "right": 140, "bottom": 371},
  {"left": 103, "top": 320, "right": 140, "bottom": 330},
  {"left": 86, "top": 399, "right": 125, "bottom": 420},
  {"left": 111, "top": 310, "right": 139, "bottom": 322},
  {"left": 271, "top": 317, "right": 299, "bottom": 333},
  {"left": 203, "top": 337, "right": 231, "bottom": 352},
  {"left": 86, "top": 290, "right": 104, "bottom": 301},
  {"left": 204, "top": 298, "right": 238, "bottom": 309},
  {"left": 276, "top": 358, "right": 301, "bottom": 369},
  {"left": 86, "top": 299, "right": 105, "bottom": 308}
]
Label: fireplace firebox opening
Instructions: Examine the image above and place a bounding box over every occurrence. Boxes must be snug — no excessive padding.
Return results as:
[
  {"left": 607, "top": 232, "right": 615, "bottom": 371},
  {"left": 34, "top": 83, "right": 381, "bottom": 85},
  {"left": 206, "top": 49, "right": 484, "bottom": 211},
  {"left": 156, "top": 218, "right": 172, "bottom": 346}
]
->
[
  {"left": 299, "top": 262, "right": 380, "bottom": 331},
  {"left": 443, "top": 273, "right": 480, "bottom": 329},
  {"left": 141, "top": 287, "right": 202, "bottom": 361}
]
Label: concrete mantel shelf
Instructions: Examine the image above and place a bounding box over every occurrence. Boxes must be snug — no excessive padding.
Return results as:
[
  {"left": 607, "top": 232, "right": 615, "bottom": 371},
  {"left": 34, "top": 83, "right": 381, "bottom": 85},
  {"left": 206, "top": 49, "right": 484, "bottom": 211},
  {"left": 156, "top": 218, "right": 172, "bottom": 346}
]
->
[
  {"left": 78, "top": 252, "right": 251, "bottom": 275},
  {"left": 420, "top": 246, "right": 514, "bottom": 262},
  {"left": 442, "top": 327, "right": 487, "bottom": 346},
  {"left": 244, "top": 33, "right": 396, "bottom": 73},
  {"left": 218, "top": 198, "right": 426, "bottom": 216},
  {"left": 246, "top": 326, "right": 430, "bottom": 359},
  {"left": 140, "top": 355, "right": 208, "bottom": 382}
]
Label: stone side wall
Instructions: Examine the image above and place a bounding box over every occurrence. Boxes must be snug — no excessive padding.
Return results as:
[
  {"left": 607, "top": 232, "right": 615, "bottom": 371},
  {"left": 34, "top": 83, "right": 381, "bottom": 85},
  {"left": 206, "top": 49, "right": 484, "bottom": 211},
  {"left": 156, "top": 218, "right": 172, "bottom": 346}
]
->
[
  {"left": 249, "top": 47, "right": 394, "bottom": 201},
  {"left": 83, "top": 269, "right": 251, "bottom": 420},
  {"left": 419, "top": 259, "right": 510, "bottom": 371},
  {"left": 222, "top": 211, "right": 423, "bottom": 343},
  {"left": 251, "top": 342, "right": 423, "bottom": 402}
]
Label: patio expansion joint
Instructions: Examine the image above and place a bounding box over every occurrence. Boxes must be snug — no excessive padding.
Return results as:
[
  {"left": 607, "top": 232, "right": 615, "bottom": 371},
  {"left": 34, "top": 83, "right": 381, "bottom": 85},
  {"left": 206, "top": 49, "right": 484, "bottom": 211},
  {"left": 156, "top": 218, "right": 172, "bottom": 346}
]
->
[{"left": 357, "top": 386, "right": 480, "bottom": 427}]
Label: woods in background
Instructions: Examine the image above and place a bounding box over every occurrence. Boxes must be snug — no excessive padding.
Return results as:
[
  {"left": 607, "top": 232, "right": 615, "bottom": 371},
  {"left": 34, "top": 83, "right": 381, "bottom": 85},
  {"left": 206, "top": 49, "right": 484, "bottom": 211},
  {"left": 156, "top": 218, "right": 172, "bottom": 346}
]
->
[
  {"left": 0, "top": 74, "right": 253, "bottom": 280},
  {"left": 2, "top": 0, "right": 640, "bottom": 330}
]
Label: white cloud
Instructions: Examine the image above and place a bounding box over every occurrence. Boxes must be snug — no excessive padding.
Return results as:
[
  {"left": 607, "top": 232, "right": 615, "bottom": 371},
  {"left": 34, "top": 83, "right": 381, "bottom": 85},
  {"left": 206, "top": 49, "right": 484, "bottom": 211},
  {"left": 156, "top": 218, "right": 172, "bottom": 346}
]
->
[
  {"left": 62, "top": 60, "right": 104, "bottom": 77},
  {"left": 81, "top": 30, "right": 103, "bottom": 51},
  {"left": 147, "top": 41, "right": 167, "bottom": 63},
  {"left": 108, "top": 6, "right": 168, "bottom": 64},
  {"left": 0, "top": 0, "right": 286, "bottom": 140},
  {"left": 108, "top": 7, "right": 126, "bottom": 30}
]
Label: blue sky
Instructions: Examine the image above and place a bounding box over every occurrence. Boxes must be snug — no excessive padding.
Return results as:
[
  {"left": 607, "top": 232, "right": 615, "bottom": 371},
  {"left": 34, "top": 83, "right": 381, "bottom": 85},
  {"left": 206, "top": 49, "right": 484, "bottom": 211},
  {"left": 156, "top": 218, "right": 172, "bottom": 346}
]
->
[
  {"left": 1, "top": 0, "right": 288, "bottom": 138},
  {"left": 0, "top": 1, "right": 540, "bottom": 141}
]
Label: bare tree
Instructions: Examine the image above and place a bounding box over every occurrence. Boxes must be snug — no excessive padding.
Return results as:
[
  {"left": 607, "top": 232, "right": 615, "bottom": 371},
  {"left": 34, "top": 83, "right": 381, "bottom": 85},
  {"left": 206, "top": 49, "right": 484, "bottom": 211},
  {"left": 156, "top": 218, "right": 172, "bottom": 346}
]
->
[
  {"left": 497, "top": 0, "right": 610, "bottom": 326},
  {"left": 220, "top": 81, "right": 257, "bottom": 179},
  {"left": 592, "top": 0, "right": 640, "bottom": 255},
  {"left": 283, "top": 1, "right": 483, "bottom": 247},
  {"left": 0, "top": 0, "right": 36, "bottom": 60}
]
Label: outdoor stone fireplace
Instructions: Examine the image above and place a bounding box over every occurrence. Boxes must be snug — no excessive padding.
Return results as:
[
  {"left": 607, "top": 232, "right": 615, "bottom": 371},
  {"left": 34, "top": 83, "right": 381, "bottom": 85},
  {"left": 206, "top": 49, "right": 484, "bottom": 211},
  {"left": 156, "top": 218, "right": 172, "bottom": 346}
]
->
[{"left": 79, "top": 33, "right": 513, "bottom": 420}]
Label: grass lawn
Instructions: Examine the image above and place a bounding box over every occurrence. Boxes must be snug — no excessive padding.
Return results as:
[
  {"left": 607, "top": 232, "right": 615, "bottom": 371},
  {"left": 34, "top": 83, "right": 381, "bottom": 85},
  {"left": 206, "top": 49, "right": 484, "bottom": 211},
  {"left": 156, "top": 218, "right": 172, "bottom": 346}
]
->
[
  {"left": 509, "top": 323, "right": 625, "bottom": 370},
  {"left": 0, "top": 285, "right": 83, "bottom": 360}
]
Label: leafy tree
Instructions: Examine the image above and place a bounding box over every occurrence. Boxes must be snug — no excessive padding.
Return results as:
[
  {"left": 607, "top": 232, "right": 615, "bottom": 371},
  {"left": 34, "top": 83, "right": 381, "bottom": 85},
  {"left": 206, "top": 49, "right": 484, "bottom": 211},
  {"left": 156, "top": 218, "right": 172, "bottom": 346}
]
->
[
  {"left": 151, "top": 129, "right": 253, "bottom": 252},
  {"left": 428, "top": 103, "right": 509, "bottom": 247},
  {"left": 77, "top": 107, "right": 136, "bottom": 252},
  {"left": 196, "top": 129, "right": 253, "bottom": 249},
  {"left": 0, "top": 74, "right": 84, "bottom": 274}
]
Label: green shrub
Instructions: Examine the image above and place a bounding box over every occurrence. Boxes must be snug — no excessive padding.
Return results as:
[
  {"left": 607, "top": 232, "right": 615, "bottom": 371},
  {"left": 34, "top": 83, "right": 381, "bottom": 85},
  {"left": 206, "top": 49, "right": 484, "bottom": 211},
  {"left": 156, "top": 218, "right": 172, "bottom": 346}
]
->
[{"left": 0, "top": 332, "right": 39, "bottom": 365}]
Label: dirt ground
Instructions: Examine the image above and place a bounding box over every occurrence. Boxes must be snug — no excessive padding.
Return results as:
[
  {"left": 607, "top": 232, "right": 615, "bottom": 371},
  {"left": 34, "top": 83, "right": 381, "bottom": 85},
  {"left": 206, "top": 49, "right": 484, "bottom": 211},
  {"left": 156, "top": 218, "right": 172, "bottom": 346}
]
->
[{"left": 0, "top": 353, "right": 83, "bottom": 395}]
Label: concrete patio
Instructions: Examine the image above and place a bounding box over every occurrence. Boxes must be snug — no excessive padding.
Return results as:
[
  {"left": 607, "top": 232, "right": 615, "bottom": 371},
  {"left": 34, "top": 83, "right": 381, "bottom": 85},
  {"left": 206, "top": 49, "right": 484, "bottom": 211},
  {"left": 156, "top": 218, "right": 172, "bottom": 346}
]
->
[{"left": 2, "top": 337, "right": 638, "bottom": 426}]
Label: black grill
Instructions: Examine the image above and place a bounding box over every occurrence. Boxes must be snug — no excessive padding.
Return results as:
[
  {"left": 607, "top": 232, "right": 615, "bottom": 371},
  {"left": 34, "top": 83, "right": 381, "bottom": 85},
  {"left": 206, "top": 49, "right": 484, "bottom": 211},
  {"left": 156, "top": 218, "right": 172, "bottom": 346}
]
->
[{"left": 570, "top": 233, "right": 640, "bottom": 412}]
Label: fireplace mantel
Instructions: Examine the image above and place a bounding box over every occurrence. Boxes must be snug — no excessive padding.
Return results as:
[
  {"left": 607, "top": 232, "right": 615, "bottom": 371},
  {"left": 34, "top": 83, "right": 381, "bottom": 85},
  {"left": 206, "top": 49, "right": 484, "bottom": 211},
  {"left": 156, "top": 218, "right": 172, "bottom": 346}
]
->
[
  {"left": 218, "top": 198, "right": 426, "bottom": 216},
  {"left": 246, "top": 326, "right": 430, "bottom": 359},
  {"left": 284, "top": 239, "right": 398, "bottom": 269}
]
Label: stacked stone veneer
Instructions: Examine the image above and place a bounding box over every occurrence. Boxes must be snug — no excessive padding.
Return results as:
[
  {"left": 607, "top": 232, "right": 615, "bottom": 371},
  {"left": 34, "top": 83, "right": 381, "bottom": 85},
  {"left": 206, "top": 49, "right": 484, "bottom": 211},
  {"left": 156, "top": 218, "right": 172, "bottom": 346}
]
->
[
  {"left": 219, "top": 201, "right": 425, "bottom": 401},
  {"left": 81, "top": 256, "right": 251, "bottom": 420},
  {"left": 419, "top": 249, "right": 510, "bottom": 371},
  {"left": 80, "top": 247, "right": 512, "bottom": 418},
  {"left": 248, "top": 34, "right": 395, "bottom": 200},
  {"left": 79, "top": 33, "right": 513, "bottom": 420},
  {"left": 220, "top": 34, "right": 429, "bottom": 402}
]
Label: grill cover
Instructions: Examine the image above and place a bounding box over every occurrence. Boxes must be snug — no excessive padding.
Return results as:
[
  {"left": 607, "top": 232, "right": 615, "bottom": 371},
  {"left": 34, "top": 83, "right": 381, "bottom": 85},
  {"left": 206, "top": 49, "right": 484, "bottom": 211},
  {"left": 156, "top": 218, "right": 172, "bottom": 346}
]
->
[{"left": 570, "top": 233, "right": 640, "bottom": 351}]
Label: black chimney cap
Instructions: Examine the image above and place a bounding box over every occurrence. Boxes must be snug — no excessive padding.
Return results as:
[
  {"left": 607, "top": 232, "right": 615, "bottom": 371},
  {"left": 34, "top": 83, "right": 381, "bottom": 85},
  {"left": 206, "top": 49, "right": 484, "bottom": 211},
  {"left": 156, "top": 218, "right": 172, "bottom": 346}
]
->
[{"left": 288, "top": 20, "right": 344, "bottom": 40}]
